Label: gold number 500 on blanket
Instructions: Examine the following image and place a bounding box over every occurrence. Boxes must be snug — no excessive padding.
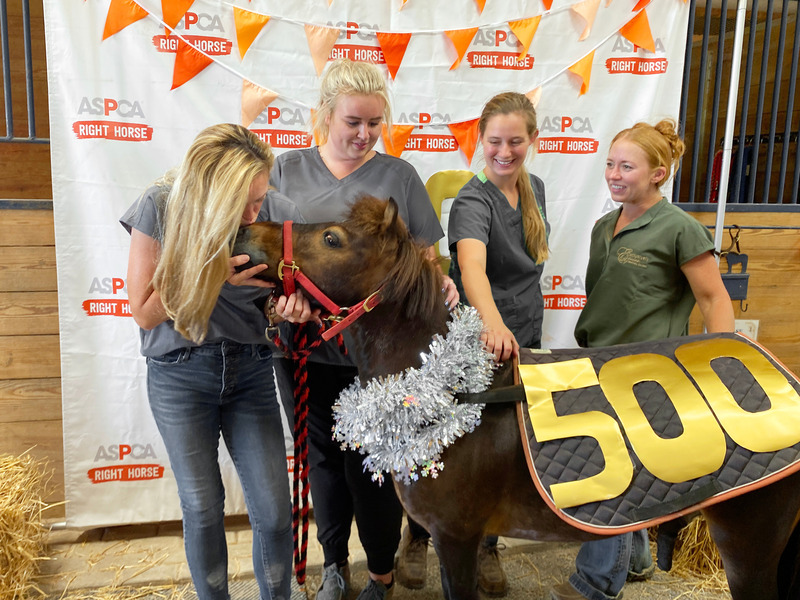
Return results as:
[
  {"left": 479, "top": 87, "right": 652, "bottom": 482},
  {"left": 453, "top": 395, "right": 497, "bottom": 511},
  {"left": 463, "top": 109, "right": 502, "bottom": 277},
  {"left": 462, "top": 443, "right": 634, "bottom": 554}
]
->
[{"left": 520, "top": 337, "right": 800, "bottom": 509}]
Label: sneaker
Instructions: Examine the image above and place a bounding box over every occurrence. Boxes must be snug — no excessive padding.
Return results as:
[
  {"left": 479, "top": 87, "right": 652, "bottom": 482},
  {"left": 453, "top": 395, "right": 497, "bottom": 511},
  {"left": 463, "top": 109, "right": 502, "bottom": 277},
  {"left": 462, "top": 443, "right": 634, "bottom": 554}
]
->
[
  {"left": 549, "top": 581, "right": 624, "bottom": 600},
  {"left": 316, "top": 562, "right": 350, "bottom": 600},
  {"left": 477, "top": 543, "right": 508, "bottom": 597},
  {"left": 354, "top": 579, "right": 393, "bottom": 600},
  {"left": 395, "top": 526, "right": 429, "bottom": 589}
]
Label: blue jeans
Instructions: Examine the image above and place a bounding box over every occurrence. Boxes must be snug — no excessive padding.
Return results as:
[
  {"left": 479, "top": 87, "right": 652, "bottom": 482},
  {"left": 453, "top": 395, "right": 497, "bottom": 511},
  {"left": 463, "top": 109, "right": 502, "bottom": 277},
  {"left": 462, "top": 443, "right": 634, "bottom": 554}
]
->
[
  {"left": 147, "top": 341, "right": 292, "bottom": 600},
  {"left": 569, "top": 530, "right": 651, "bottom": 600}
]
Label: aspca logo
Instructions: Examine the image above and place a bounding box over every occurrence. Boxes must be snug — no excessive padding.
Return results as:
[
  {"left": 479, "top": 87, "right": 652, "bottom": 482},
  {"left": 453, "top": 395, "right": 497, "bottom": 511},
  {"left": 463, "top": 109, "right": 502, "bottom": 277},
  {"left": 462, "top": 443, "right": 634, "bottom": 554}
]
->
[
  {"left": 73, "top": 98, "right": 153, "bottom": 142},
  {"left": 174, "top": 12, "right": 225, "bottom": 32},
  {"left": 606, "top": 36, "right": 668, "bottom": 75},
  {"left": 82, "top": 276, "right": 131, "bottom": 317},
  {"left": 538, "top": 116, "right": 599, "bottom": 155},
  {"left": 152, "top": 12, "right": 232, "bottom": 56},
  {"left": 543, "top": 274, "right": 586, "bottom": 310},
  {"left": 540, "top": 116, "right": 594, "bottom": 134},
  {"left": 472, "top": 29, "right": 522, "bottom": 49},
  {"left": 327, "top": 22, "right": 384, "bottom": 64},
  {"left": 397, "top": 111, "right": 452, "bottom": 130},
  {"left": 78, "top": 97, "right": 145, "bottom": 118},
  {"left": 466, "top": 30, "right": 533, "bottom": 71},
  {"left": 251, "top": 105, "right": 312, "bottom": 149},
  {"left": 611, "top": 36, "right": 666, "bottom": 54},
  {"left": 89, "top": 444, "right": 165, "bottom": 483},
  {"left": 542, "top": 274, "right": 586, "bottom": 292},
  {"left": 94, "top": 443, "right": 158, "bottom": 462},
  {"left": 89, "top": 276, "right": 127, "bottom": 295},
  {"left": 253, "top": 106, "right": 307, "bottom": 127},
  {"left": 327, "top": 21, "right": 379, "bottom": 41},
  {"left": 395, "top": 112, "right": 459, "bottom": 154}
]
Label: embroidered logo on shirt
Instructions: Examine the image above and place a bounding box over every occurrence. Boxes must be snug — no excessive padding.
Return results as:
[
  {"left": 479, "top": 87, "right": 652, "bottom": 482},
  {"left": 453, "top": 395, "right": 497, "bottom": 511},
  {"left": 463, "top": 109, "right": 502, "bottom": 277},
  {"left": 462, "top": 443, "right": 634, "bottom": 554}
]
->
[{"left": 617, "top": 247, "right": 648, "bottom": 268}]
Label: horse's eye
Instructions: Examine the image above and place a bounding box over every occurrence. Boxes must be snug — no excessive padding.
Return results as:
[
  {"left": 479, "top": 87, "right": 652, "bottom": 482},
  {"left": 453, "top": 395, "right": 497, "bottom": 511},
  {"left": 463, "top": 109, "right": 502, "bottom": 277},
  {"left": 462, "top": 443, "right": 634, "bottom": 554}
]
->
[{"left": 323, "top": 231, "right": 341, "bottom": 248}]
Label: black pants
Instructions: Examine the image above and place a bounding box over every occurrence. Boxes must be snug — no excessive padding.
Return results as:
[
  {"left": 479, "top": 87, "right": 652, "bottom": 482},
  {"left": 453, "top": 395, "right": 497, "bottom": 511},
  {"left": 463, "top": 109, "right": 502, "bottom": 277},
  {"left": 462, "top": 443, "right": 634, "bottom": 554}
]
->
[{"left": 275, "top": 358, "right": 403, "bottom": 575}]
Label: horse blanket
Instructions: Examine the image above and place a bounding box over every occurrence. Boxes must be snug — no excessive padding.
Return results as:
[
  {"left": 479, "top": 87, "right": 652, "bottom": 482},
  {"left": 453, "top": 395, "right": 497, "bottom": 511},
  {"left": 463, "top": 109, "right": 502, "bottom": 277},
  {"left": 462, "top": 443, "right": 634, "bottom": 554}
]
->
[{"left": 517, "top": 332, "right": 800, "bottom": 534}]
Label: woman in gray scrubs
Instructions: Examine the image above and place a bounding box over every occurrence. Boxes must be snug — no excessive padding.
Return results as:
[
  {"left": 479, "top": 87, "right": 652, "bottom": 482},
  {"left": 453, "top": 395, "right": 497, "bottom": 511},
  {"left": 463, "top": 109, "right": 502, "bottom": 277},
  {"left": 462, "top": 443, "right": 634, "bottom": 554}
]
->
[{"left": 270, "top": 58, "right": 457, "bottom": 600}]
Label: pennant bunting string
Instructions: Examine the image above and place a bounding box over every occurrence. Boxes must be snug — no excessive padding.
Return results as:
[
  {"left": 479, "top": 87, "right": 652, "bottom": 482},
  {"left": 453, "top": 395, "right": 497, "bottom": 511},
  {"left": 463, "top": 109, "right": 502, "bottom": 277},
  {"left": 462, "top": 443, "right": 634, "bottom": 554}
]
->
[
  {"left": 375, "top": 31, "right": 412, "bottom": 80},
  {"left": 508, "top": 16, "right": 542, "bottom": 59},
  {"left": 102, "top": 0, "right": 148, "bottom": 40},
  {"left": 568, "top": 50, "right": 596, "bottom": 95},
  {"left": 619, "top": 9, "right": 655, "bottom": 52},
  {"left": 448, "top": 119, "right": 480, "bottom": 165},
  {"left": 444, "top": 28, "right": 479, "bottom": 70},
  {"left": 233, "top": 7, "right": 271, "bottom": 60},
  {"left": 171, "top": 37, "right": 214, "bottom": 89}
]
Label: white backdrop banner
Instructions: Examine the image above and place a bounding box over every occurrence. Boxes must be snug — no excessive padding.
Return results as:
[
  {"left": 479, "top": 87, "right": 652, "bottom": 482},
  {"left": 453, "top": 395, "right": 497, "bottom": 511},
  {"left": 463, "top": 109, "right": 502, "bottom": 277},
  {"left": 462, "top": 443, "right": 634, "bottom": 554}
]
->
[{"left": 43, "top": 0, "right": 690, "bottom": 527}]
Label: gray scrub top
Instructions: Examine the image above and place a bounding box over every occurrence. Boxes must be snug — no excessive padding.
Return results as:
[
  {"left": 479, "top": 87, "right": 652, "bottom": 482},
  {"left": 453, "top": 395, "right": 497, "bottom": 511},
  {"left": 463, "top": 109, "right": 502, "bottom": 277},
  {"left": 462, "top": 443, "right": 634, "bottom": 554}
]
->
[
  {"left": 447, "top": 172, "right": 549, "bottom": 349},
  {"left": 120, "top": 185, "right": 304, "bottom": 357}
]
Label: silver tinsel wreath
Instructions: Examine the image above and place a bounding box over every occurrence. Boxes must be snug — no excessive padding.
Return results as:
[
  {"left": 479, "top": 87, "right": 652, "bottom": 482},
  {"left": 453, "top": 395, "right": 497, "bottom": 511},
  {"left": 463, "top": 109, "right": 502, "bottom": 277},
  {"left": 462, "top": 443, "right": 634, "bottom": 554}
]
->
[{"left": 332, "top": 305, "right": 495, "bottom": 485}]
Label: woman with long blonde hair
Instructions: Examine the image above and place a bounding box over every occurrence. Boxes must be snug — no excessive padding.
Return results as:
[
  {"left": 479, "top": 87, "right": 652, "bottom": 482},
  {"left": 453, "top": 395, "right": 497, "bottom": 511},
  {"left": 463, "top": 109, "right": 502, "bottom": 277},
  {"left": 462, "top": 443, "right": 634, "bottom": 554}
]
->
[{"left": 122, "top": 123, "right": 317, "bottom": 600}]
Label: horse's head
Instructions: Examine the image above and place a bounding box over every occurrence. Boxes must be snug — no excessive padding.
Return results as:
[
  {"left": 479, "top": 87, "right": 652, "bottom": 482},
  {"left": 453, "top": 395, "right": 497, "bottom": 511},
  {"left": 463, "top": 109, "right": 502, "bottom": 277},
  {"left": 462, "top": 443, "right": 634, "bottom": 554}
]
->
[{"left": 233, "top": 195, "right": 444, "bottom": 321}]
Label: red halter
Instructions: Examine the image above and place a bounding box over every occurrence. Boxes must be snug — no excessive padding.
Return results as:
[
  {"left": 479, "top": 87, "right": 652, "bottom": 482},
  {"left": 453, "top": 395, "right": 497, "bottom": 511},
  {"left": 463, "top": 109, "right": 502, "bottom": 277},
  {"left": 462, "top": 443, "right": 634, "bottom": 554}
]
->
[{"left": 279, "top": 221, "right": 382, "bottom": 342}]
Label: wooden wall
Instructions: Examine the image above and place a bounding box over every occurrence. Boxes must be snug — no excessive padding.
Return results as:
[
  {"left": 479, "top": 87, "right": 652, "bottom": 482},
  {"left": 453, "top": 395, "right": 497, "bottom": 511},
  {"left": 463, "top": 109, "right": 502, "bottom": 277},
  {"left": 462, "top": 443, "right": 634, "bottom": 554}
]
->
[
  {"left": 687, "top": 209, "right": 800, "bottom": 369},
  {"left": 0, "top": 204, "right": 63, "bottom": 510}
]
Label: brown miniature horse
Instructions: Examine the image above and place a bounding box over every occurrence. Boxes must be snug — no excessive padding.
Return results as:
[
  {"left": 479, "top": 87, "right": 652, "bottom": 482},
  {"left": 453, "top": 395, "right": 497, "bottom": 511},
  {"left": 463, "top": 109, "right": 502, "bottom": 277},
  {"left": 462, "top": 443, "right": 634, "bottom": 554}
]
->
[{"left": 234, "top": 196, "right": 800, "bottom": 600}]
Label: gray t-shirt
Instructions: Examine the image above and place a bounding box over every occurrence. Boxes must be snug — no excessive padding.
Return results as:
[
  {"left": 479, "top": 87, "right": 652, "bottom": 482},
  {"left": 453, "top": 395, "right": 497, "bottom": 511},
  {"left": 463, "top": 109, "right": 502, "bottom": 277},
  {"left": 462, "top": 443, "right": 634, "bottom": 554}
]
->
[
  {"left": 447, "top": 172, "right": 549, "bottom": 349},
  {"left": 270, "top": 147, "right": 444, "bottom": 366},
  {"left": 120, "top": 185, "right": 304, "bottom": 357}
]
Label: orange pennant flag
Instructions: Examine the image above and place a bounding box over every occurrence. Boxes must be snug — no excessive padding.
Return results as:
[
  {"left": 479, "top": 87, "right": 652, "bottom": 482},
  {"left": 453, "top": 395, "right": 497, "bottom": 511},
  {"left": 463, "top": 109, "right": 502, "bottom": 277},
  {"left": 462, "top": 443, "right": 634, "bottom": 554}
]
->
[
  {"left": 632, "top": 0, "right": 652, "bottom": 10},
  {"left": 233, "top": 7, "right": 270, "bottom": 60},
  {"left": 571, "top": 0, "right": 601, "bottom": 41},
  {"left": 526, "top": 87, "right": 543, "bottom": 108},
  {"left": 620, "top": 9, "right": 655, "bottom": 52},
  {"left": 375, "top": 32, "right": 412, "bottom": 80},
  {"left": 541, "top": 0, "right": 554, "bottom": 10},
  {"left": 568, "top": 51, "right": 595, "bottom": 96},
  {"left": 103, "top": 0, "right": 148, "bottom": 40},
  {"left": 162, "top": 0, "right": 194, "bottom": 36},
  {"left": 444, "top": 28, "right": 478, "bottom": 70},
  {"left": 448, "top": 119, "right": 480, "bottom": 165},
  {"left": 474, "top": 0, "right": 486, "bottom": 13},
  {"left": 508, "top": 16, "right": 541, "bottom": 59},
  {"left": 171, "top": 38, "right": 213, "bottom": 90},
  {"left": 241, "top": 80, "right": 279, "bottom": 128},
  {"left": 381, "top": 124, "right": 415, "bottom": 157},
  {"left": 305, "top": 24, "right": 340, "bottom": 76}
]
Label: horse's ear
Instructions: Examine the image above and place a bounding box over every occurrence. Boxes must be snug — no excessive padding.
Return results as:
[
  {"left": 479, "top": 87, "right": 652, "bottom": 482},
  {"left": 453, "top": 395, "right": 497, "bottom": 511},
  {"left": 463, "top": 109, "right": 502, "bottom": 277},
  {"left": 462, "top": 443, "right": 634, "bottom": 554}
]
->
[{"left": 383, "top": 197, "right": 400, "bottom": 231}]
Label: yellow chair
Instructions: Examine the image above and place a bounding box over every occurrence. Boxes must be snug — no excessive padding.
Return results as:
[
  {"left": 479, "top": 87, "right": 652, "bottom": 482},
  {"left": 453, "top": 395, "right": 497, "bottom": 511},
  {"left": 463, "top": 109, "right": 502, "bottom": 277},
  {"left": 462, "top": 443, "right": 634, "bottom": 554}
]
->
[{"left": 425, "top": 169, "right": 474, "bottom": 273}]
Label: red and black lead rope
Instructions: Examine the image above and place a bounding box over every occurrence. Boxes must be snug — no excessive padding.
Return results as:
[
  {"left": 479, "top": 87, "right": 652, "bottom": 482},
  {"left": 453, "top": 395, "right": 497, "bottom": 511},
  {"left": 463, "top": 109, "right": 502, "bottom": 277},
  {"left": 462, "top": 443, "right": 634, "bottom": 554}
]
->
[{"left": 271, "top": 322, "right": 347, "bottom": 588}]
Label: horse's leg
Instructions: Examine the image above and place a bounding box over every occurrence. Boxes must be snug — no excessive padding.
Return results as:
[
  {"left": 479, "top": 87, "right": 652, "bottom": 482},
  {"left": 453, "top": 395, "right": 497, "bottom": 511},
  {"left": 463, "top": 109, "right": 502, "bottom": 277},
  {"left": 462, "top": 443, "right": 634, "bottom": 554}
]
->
[
  {"left": 431, "top": 530, "right": 482, "bottom": 600},
  {"left": 703, "top": 473, "right": 800, "bottom": 600},
  {"left": 778, "top": 520, "right": 800, "bottom": 600}
]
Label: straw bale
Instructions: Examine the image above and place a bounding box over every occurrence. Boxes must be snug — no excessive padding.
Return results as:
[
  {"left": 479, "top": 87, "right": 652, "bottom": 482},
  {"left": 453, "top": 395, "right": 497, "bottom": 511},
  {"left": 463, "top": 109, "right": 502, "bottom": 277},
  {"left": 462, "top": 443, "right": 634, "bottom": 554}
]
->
[
  {"left": 0, "top": 452, "right": 50, "bottom": 600},
  {"left": 669, "top": 516, "right": 729, "bottom": 593}
]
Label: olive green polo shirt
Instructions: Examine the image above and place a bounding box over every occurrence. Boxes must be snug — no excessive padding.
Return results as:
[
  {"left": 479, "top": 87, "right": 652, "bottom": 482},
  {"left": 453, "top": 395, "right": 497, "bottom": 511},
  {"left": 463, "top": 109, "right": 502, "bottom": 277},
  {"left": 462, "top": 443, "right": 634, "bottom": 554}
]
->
[{"left": 574, "top": 198, "right": 714, "bottom": 348}]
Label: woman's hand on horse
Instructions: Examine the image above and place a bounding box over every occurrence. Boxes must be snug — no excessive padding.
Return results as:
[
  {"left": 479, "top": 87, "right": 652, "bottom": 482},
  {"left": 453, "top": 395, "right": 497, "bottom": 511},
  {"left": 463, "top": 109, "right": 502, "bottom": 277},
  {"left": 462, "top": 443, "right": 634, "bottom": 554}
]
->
[
  {"left": 480, "top": 324, "right": 519, "bottom": 362},
  {"left": 276, "top": 289, "right": 323, "bottom": 325},
  {"left": 441, "top": 275, "right": 459, "bottom": 309},
  {"left": 228, "top": 254, "right": 274, "bottom": 288}
]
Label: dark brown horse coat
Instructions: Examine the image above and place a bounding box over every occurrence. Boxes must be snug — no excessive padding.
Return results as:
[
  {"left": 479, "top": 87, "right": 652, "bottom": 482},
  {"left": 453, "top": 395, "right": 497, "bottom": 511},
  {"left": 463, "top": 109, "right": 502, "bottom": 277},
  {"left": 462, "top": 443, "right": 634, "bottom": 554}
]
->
[{"left": 233, "top": 195, "right": 800, "bottom": 600}]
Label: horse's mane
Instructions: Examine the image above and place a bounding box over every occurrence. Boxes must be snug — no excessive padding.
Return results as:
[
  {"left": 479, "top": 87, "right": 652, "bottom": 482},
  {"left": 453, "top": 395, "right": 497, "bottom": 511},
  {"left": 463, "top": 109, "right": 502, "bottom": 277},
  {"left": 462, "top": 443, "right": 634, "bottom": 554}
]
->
[{"left": 347, "top": 196, "right": 446, "bottom": 328}]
